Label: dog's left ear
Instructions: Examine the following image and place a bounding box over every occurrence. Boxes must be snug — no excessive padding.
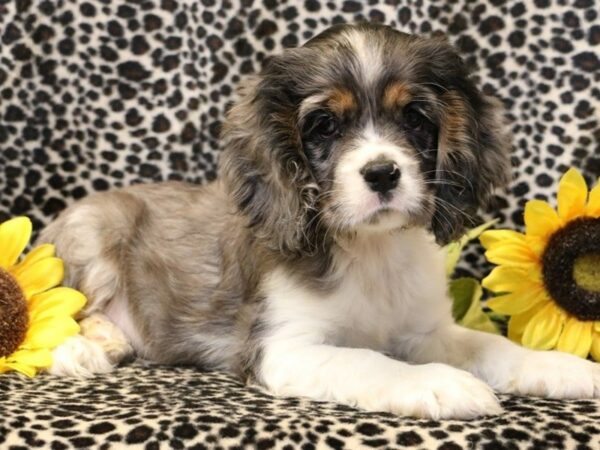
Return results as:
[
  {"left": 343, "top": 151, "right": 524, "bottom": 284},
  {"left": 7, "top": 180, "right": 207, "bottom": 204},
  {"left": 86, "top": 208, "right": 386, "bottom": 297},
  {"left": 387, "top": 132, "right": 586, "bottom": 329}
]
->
[{"left": 425, "top": 37, "right": 512, "bottom": 245}]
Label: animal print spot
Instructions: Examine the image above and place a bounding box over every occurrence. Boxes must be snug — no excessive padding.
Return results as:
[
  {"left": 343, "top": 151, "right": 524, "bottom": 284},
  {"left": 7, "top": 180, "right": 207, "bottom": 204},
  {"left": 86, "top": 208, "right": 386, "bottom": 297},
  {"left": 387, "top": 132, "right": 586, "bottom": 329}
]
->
[
  {"left": 397, "top": 430, "right": 424, "bottom": 446},
  {"left": 479, "top": 16, "right": 505, "bottom": 34},
  {"left": 11, "top": 43, "right": 32, "bottom": 60},
  {"left": 152, "top": 114, "right": 171, "bottom": 133},
  {"left": 117, "top": 61, "right": 150, "bottom": 81},
  {"left": 573, "top": 52, "right": 600, "bottom": 72},
  {"left": 131, "top": 35, "right": 150, "bottom": 54},
  {"left": 4, "top": 105, "right": 26, "bottom": 122},
  {"left": 255, "top": 20, "right": 278, "bottom": 38},
  {"left": 144, "top": 14, "right": 162, "bottom": 32},
  {"left": 126, "top": 425, "right": 153, "bottom": 444}
]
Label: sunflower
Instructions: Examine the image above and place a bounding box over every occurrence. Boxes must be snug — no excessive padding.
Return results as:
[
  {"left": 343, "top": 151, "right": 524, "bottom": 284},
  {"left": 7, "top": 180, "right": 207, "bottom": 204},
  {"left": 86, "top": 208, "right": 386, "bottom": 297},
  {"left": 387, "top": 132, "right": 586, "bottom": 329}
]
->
[
  {"left": 480, "top": 168, "right": 600, "bottom": 361},
  {"left": 0, "top": 217, "right": 86, "bottom": 377}
]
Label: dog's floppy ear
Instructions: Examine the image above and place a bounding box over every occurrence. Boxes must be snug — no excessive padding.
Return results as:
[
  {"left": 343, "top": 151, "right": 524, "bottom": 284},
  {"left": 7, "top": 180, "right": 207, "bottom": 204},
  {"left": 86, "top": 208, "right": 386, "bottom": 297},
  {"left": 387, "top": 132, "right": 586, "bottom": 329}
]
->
[
  {"left": 424, "top": 38, "right": 512, "bottom": 244},
  {"left": 220, "top": 53, "right": 319, "bottom": 256}
]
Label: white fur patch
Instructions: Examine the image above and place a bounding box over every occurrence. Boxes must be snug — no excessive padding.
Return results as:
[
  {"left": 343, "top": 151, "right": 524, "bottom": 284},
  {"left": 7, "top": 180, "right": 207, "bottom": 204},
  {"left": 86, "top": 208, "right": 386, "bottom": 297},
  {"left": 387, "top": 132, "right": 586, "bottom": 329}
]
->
[
  {"left": 334, "top": 126, "right": 425, "bottom": 229},
  {"left": 49, "top": 313, "right": 134, "bottom": 378},
  {"left": 343, "top": 29, "right": 382, "bottom": 86},
  {"left": 49, "top": 335, "right": 114, "bottom": 378},
  {"left": 255, "top": 230, "right": 504, "bottom": 418}
]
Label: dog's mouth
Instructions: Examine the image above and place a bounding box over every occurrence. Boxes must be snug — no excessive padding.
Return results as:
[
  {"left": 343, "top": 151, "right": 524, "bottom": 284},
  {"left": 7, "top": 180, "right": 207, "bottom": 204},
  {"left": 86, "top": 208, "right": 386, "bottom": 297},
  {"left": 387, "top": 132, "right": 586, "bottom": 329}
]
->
[
  {"left": 360, "top": 197, "right": 432, "bottom": 232},
  {"left": 366, "top": 207, "right": 395, "bottom": 225},
  {"left": 356, "top": 206, "right": 412, "bottom": 233}
]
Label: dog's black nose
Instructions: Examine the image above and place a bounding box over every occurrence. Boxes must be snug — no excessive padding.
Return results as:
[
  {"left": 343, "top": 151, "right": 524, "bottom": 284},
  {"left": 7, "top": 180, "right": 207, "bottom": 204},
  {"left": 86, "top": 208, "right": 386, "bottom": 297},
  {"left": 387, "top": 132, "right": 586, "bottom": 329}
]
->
[{"left": 361, "top": 161, "right": 401, "bottom": 194}]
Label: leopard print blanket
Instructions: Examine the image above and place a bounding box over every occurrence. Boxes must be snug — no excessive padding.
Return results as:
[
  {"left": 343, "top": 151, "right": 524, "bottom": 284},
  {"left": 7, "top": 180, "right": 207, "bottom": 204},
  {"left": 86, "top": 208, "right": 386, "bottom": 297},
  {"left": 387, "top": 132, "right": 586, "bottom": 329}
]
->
[{"left": 1, "top": 362, "right": 599, "bottom": 449}]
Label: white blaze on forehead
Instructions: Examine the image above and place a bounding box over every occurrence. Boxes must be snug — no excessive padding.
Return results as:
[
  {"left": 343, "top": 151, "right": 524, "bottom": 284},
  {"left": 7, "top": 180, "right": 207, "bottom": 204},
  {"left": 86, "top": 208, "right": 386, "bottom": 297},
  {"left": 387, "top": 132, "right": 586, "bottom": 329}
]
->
[
  {"left": 362, "top": 121, "right": 380, "bottom": 142},
  {"left": 343, "top": 29, "right": 382, "bottom": 86}
]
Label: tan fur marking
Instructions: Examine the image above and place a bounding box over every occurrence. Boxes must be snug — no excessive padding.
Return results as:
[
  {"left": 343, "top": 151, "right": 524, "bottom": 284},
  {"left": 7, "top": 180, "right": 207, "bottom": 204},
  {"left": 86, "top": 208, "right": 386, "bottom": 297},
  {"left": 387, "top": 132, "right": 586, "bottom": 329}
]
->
[
  {"left": 327, "top": 89, "right": 356, "bottom": 115},
  {"left": 440, "top": 90, "right": 470, "bottom": 152},
  {"left": 383, "top": 82, "right": 411, "bottom": 110}
]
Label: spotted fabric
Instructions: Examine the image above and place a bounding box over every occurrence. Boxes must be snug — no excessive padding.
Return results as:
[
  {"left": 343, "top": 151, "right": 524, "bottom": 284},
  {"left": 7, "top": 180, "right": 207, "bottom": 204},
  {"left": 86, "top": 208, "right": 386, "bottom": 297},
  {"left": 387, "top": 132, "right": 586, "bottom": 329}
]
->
[
  {"left": 0, "top": 362, "right": 599, "bottom": 449},
  {"left": 1, "top": 0, "right": 600, "bottom": 448},
  {"left": 1, "top": 0, "right": 598, "bottom": 250}
]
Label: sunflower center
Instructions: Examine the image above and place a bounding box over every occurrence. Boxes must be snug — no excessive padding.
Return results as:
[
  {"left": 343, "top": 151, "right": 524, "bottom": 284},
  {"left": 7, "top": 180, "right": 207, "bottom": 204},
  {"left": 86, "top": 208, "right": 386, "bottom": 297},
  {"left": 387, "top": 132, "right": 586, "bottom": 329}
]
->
[
  {"left": 573, "top": 253, "right": 600, "bottom": 293},
  {"left": 542, "top": 217, "right": 600, "bottom": 321},
  {"left": 0, "top": 267, "right": 29, "bottom": 358}
]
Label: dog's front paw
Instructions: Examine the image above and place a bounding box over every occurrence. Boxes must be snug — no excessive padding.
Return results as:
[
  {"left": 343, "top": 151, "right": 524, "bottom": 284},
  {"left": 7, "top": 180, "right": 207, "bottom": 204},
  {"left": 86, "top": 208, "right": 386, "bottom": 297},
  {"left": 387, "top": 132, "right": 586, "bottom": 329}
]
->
[
  {"left": 381, "top": 364, "right": 502, "bottom": 419},
  {"left": 506, "top": 351, "right": 600, "bottom": 398}
]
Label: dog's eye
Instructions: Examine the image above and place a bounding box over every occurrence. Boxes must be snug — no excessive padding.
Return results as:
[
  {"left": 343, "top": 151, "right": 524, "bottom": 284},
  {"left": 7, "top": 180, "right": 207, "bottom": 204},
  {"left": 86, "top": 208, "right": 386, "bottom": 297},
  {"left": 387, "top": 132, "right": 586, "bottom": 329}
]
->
[
  {"left": 304, "top": 112, "right": 339, "bottom": 139},
  {"left": 317, "top": 116, "right": 338, "bottom": 138},
  {"left": 403, "top": 104, "right": 425, "bottom": 130}
]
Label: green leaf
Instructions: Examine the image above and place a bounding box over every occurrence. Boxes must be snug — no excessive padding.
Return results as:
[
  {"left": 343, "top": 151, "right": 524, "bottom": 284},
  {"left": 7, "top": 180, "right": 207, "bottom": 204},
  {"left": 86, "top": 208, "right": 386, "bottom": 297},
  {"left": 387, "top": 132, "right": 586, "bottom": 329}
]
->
[
  {"left": 449, "top": 278, "right": 476, "bottom": 322},
  {"left": 449, "top": 277, "right": 500, "bottom": 335},
  {"left": 444, "top": 219, "right": 499, "bottom": 277}
]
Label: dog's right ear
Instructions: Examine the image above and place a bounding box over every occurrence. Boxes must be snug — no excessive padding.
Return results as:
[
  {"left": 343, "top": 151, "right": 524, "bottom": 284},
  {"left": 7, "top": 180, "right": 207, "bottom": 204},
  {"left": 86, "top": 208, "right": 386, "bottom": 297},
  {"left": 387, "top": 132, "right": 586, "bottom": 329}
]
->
[{"left": 219, "top": 54, "right": 319, "bottom": 256}]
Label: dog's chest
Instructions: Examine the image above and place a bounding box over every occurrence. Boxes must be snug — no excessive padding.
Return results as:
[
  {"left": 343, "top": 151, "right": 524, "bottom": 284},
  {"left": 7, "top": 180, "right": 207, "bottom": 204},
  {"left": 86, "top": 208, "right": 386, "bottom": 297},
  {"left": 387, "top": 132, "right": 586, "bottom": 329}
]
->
[
  {"left": 327, "top": 246, "right": 417, "bottom": 350},
  {"left": 262, "top": 230, "right": 446, "bottom": 352}
]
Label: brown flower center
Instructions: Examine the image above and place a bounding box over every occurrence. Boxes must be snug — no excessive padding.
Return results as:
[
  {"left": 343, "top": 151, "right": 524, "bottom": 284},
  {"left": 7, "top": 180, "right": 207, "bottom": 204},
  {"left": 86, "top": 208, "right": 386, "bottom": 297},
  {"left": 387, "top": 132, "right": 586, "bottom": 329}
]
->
[
  {"left": 0, "top": 267, "right": 29, "bottom": 358},
  {"left": 542, "top": 217, "right": 600, "bottom": 321}
]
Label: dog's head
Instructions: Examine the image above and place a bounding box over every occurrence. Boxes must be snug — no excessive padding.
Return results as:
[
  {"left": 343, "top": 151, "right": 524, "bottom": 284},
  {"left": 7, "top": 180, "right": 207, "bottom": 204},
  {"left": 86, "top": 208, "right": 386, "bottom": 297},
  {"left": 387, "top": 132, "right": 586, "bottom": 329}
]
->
[{"left": 221, "top": 23, "right": 511, "bottom": 255}]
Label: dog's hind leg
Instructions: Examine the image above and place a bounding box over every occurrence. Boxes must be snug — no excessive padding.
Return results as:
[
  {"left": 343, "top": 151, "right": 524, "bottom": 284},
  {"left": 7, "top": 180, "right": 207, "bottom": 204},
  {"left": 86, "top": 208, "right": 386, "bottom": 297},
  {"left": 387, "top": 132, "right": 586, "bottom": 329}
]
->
[{"left": 38, "top": 197, "right": 140, "bottom": 377}]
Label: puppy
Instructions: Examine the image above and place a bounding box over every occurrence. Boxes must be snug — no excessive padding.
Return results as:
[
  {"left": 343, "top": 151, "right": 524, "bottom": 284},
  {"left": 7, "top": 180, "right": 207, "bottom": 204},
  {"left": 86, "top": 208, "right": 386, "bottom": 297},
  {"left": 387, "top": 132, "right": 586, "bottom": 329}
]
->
[{"left": 42, "top": 23, "right": 600, "bottom": 419}]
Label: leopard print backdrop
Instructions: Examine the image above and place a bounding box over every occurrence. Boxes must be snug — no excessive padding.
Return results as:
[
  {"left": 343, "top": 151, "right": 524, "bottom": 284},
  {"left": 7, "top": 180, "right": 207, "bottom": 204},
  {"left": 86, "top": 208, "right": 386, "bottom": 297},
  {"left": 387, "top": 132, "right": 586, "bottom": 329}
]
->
[
  {"left": 1, "top": 1, "right": 598, "bottom": 274},
  {"left": 1, "top": 3, "right": 600, "bottom": 448},
  {"left": 1, "top": 362, "right": 599, "bottom": 449}
]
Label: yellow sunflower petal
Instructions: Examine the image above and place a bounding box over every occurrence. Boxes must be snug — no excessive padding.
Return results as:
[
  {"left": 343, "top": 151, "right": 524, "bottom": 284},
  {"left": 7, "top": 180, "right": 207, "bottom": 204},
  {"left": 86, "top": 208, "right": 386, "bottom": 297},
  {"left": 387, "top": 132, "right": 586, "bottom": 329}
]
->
[
  {"left": 486, "top": 288, "right": 547, "bottom": 315},
  {"left": 595, "top": 322, "right": 600, "bottom": 333},
  {"left": 525, "top": 235, "right": 547, "bottom": 259},
  {"left": 0, "top": 217, "right": 32, "bottom": 269},
  {"left": 482, "top": 265, "right": 541, "bottom": 293},
  {"left": 0, "top": 361, "right": 37, "bottom": 377},
  {"left": 557, "top": 168, "right": 588, "bottom": 221},
  {"left": 507, "top": 303, "right": 546, "bottom": 343},
  {"left": 14, "top": 257, "right": 64, "bottom": 299},
  {"left": 522, "top": 303, "right": 565, "bottom": 350},
  {"left": 9, "top": 244, "right": 56, "bottom": 278},
  {"left": 556, "top": 318, "right": 593, "bottom": 358},
  {"left": 28, "top": 287, "right": 87, "bottom": 323},
  {"left": 524, "top": 199, "right": 561, "bottom": 239},
  {"left": 480, "top": 230, "right": 526, "bottom": 250},
  {"left": 587, "top": 183, "right": 600, "bottom": 217},
  {"left": 591, "top": 332, "right": 600, "bottom": 362},
  {"left": 21, "top": 317, "right": 80, "bottom": 350},
  {"left": 5, "top": 348, "right": 53, "bottom": 369},
  {"left": 485, "top": 243, "right": 537, "bottom": 268}
]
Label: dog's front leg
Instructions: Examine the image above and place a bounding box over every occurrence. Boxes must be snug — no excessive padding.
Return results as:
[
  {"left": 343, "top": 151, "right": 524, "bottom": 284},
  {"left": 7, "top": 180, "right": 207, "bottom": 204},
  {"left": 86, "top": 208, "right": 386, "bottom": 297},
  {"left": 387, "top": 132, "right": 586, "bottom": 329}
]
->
[
  {"left": 257, "top": 336, "right": 501, "bottom": 419},
  {"left": 397, "top": 321, "right": 600, "bottom": 398}
]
